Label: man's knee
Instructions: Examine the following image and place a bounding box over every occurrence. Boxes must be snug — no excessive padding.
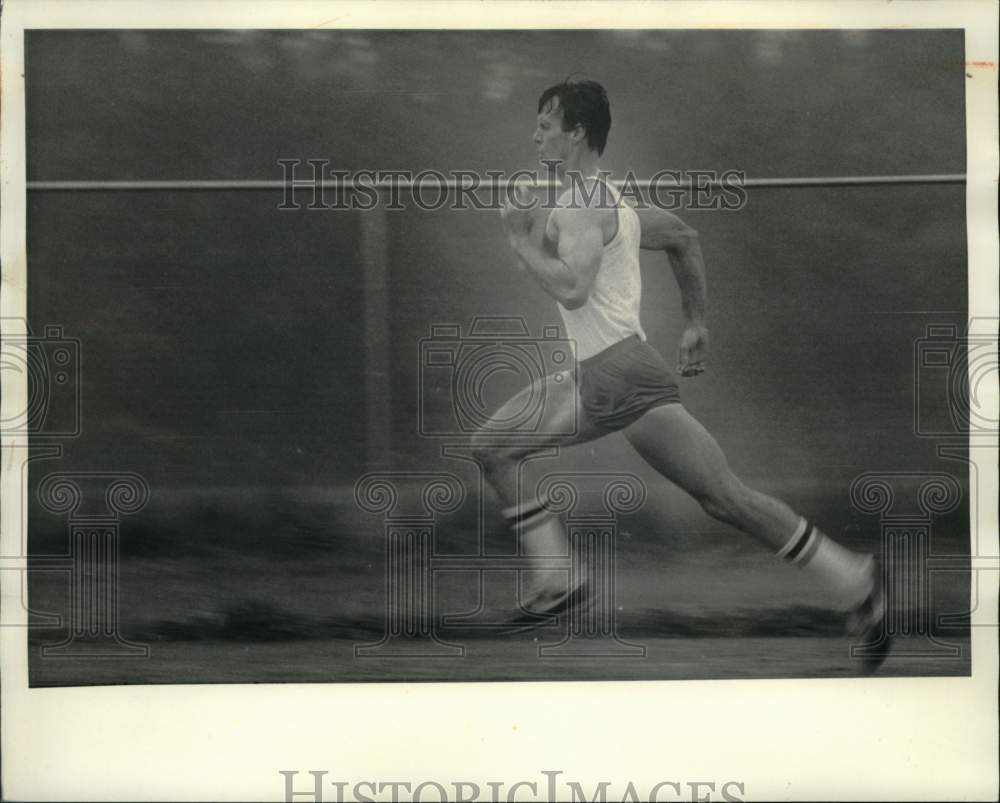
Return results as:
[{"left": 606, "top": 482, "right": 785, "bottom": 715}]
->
[{"left": 470, "top": 435, "right": 522, "bottom": 476}]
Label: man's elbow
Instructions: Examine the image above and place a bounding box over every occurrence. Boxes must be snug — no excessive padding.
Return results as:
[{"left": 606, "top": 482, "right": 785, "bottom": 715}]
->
[{"left": 559, "top": 287, "right": 590, "bottom": 311}]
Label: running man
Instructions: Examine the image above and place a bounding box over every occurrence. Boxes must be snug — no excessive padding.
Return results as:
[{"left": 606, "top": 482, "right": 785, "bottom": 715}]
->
[{"left": 478, "top": 79, "right": 887, "bottom": 670}]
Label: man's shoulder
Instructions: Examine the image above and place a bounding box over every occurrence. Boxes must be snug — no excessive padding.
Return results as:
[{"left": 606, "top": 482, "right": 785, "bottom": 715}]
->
[
  {"left": 550, "top": 188, "right": 616, "bottom": 241},
  {"left": 547, "top": 205, "right": 612, "bottom": 250},
  {"left": 557, "top": 176, "right": 620, "bottom": 208}
]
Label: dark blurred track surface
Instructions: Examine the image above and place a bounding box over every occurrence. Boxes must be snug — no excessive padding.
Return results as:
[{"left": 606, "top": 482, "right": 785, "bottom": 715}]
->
[{"left": 29, "top": 635, "right": 969, "bottom": 687}]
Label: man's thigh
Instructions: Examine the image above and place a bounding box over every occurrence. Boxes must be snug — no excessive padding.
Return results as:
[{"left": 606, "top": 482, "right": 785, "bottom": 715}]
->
[{"left": 479, "top": 370, "right": 608, "bottom": 451}]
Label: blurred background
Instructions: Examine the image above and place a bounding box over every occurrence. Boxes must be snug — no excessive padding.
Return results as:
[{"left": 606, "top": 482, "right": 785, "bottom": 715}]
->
[{"left": 24, "top": 29, "right": 971, "bottom": 684}]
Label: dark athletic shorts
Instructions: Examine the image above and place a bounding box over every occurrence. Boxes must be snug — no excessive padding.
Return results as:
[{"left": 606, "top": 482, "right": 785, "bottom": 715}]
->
[{"left": 577, "top": 335, "right": 681, "bottom": 432}]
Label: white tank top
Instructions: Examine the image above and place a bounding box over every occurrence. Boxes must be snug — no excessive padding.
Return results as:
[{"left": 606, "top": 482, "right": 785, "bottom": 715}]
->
[{"left": 554, "top": 178, "right": 646, "bottom": 361}]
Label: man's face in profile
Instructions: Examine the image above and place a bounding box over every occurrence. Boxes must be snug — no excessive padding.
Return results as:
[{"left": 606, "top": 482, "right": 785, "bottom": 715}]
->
[{"left": 532, "top": 99, "right": 578, "bottom": 166}]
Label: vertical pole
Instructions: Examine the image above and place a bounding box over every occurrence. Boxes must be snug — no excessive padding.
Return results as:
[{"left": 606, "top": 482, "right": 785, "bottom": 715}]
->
[{"left": 360, "top": 201, "right": 391, "bottom": 469}]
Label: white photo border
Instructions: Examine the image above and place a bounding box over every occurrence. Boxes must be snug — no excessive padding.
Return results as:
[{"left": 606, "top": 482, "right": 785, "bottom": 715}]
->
[{"left": 2, "top": 2, "right": 997, "bottom": 801}]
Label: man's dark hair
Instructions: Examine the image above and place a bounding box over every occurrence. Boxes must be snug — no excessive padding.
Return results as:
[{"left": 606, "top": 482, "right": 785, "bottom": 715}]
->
[{"left": 537, "top": 79, "right": 611, "bottom": 156}]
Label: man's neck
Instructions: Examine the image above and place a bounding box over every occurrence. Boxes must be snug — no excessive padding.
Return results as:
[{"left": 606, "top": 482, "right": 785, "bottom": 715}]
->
[{"left": 556, "top": 152, "right": 601, "bottom": 188}]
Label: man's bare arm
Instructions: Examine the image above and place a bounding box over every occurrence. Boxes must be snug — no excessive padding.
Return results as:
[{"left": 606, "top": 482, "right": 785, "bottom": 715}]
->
[
  {"left": 635, "top": 206, "right": 710, "bottom": 376},
  {"left": 505, "top": 206, "right": 604, "bottom": 311},
  {"left": 636, "top": 206, "right": 707, "bottom": 325}
]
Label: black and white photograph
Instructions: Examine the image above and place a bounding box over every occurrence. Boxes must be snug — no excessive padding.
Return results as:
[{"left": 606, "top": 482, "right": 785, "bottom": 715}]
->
[{"left": 2, "top": 1, "right": 997, "bottom": 801}]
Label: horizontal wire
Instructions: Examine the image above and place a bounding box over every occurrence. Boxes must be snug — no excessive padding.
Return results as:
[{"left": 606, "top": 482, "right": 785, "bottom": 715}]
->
[{"left": 25, "top": 174, "right": 967, "bottom": 192}]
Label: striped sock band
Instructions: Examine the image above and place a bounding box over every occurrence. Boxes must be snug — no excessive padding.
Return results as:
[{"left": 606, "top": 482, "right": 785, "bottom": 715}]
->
[
  {"left": 501, "top": 493, "right": 552, "bottom": 531},
  {"left": 776, "top": 518, "right": 821, "bottom": 566},
  {"left": 778, "top": 518, "right": 873, "bottom": 607}
]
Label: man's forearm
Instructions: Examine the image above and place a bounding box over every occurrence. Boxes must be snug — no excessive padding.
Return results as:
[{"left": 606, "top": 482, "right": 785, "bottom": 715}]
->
[{"left": 667, "top": 238, "right": 708, "bottom": 324}]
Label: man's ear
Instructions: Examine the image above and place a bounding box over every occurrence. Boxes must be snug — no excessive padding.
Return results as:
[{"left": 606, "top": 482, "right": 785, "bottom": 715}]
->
[{"left": 570, "top": 125, "right": 586, "bottom": 145}]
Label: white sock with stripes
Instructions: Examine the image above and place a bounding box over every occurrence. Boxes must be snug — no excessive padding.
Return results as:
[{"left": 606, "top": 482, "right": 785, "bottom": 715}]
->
[{"left": 778, "top": 518, "right": 873, "bottom": 609}]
